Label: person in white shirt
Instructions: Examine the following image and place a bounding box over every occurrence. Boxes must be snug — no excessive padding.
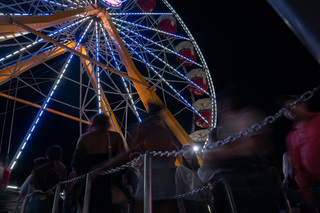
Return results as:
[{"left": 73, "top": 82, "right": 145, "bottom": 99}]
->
[{"left": 175, "top": 145, "right": 212, "bottom": 213}]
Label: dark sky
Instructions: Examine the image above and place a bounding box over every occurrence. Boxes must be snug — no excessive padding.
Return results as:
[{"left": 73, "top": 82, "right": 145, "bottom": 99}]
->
[
  {"left": 171, "top": 0, "right": 320, "bottom": 101},
  {"left": 171, "top": 0, "right": 320, "bottom": 166},
  {"left": 6, "top": 0, "right": 320, "bottom": 185}
]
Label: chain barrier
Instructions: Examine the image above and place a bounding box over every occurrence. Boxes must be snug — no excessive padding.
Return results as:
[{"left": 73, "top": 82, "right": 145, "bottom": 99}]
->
[
  {"left": 33, "top": 85, "right": 320, "bottom": 197},
  {"left": 205, "top": 85, "right": 320, "bottom": 150},
  {"left": 175, "top": 181, "right": 216, "bottom": 199}
]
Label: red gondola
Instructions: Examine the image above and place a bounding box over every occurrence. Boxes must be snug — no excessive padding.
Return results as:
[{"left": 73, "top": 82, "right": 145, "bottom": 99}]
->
[
  {"left": 186, "top": 68, "right": 208, "bottom": 95},
  {"left": 136, "top": 0, "right": 156, "bottom": 12},
  {"left": 193, "top": 98, "right": 212, "bottom": 128},
  {"left": 158, "top": 15, "right": 177, "bottom": 38},
  {"left": 176, "top": 41, "right": 196, "bottom": 67}
]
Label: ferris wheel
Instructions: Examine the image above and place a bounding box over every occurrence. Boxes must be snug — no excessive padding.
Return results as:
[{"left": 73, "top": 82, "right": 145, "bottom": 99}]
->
[{"left": 0, "top": 0, "right": 216, "bottom": 172}]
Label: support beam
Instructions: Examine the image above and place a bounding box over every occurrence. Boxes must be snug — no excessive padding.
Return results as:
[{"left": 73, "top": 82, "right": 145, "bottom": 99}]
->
[
  {"left": 0, "top": 42, "right": 76, "bottom": 86},
  {"left": 79, "top": 46, "right": 129, "bottom": 151},
  {"left": 98, "top": 11, "right": 194, "bottom": 146},
  {"left": 0, "top": 5, "right": 99, "bottom": 41},
  {"left": 9, "top": 17, "right": 149, "bottom": 88},
  {"left": 0, "top": 92, "right": 89, "bottom": 124}
]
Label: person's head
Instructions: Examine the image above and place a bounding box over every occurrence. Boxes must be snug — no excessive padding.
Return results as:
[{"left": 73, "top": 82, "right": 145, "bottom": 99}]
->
[
  {"left": 148, "top": 103, "right": 163, "bottom": 117},
  {"left": 182, "top": 145, "right": 199, "bottom": 170},
  {"left": 87, "top": 112, "right": 111, "bottom": 132},
  {"left": 278, "top": 95, "right": 309, "bottom": 123},
  {"left": 144, "top": 103, "right": 163, "bottom": 125},
  {"left": 46, "top": 145, "right": 63, "bottom": 162}
]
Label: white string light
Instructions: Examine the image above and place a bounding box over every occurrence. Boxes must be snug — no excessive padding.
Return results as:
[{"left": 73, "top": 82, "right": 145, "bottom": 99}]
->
[
  {"left": 99, "top": 23, "right": 141, "bottom": 122},
  {"left": 95, "top": 22, "right": 102, "bottom": 113}
]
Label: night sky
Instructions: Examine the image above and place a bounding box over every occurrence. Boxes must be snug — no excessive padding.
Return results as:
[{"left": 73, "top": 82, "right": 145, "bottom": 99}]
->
[
  {"left": 5, "top": 0, "right": 320, "bottom": 185},
  {"left": 171, "top": 0, "right": 320, "bottom": 166}
]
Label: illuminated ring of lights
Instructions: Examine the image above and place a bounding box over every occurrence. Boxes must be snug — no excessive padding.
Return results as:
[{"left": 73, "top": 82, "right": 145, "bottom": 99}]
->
[
  {"left": 99, "top": 0, "right": 123, "bottom": 8},
  {"left": 0, "top": 0, "right": 217, "bottom": 172}
]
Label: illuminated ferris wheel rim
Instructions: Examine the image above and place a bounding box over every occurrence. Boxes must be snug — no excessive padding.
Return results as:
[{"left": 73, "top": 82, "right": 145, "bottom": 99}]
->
[
  {"left": 99, "top": 0, "right": 127, "bottom": 7},
  {"left": 0, "top": 0, "right": 217, "bottom": 171}
]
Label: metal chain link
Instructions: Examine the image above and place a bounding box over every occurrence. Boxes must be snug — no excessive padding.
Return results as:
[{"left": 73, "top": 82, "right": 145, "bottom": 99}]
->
[
  {"left": 175, "top": 181, "right": 215, "bottom": 199},
  {"left": 36, "top": 85, "right": 320, "bottom": 197},
  {"left": 206, "top": 85, "right": 320, "bottom": 150}
]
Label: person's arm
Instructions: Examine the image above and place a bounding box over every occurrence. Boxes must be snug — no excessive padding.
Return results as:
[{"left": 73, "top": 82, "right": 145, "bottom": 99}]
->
[{"left": 91, "top": 151, "right": 131, "bottom": 179}]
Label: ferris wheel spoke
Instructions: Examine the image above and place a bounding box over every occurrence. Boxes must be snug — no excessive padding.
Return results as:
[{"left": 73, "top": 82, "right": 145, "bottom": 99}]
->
[
  {"left": 120, "top": 37, "right": 210, "bottom": 127},
  {"left": 116, "top": 26, "right": 210, "bottom": 96},
  {"left": 0, "top": 16, "right": 89, "bottom": 65},
  {"left": 114, "top": 21, "right": 203, "bottom": 68},
  {"left": 112, "top": 17, "right": 189, "bottom": 40},
  {"left": 99, "top": 23, "right": 141, "bottom": 121},
  {"left": 0, "top": 43, "right": 62, "bottom": 87},
  {"left": 110, "top": 12, "right": 173, "bottom": 16},
  {"left": 8, "top": 19, "right": 94, "bottom": 171},
  {"left": 0, "top": 0, "right": 218, "bottom": 173}
]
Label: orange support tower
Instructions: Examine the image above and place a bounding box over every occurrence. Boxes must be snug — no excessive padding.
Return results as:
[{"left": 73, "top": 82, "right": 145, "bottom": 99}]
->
[
  {"left": 97, "top": 11, "right": 194, "bottom": 146},
  {"left": 2, "top": 5, "right": 195, "bottom": 157}
]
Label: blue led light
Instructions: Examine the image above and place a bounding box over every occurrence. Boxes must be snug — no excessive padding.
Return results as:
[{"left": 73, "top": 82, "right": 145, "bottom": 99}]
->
[
  {"left": 119, "top": 33, "right": 211, "bottom": 127},
  {"left": 100, "top": 23, "right": 141, "bottom": 122},
  {"left": 112, "top": 18, "right": 189, "bottom": 40},
  {"left": 0, "top": 17, "right": 89, "bottom": 63},
  {"left": 9, "top": 18, "right": 94, "bottom": 171},
  {"left": 109, "top": 12, "right": 173, "bottom": 16},
  {"left": 21, "top": 142, "right": 27, "bottom": 150},
  {"left": 95, "top": 22, "right": 102, "bottom": 114},
  {"left": 26, "top": 134, "right": 31, "bottom": 141},
  {"left": 114, "top": 24, "right": 208, "bottom": 96}
]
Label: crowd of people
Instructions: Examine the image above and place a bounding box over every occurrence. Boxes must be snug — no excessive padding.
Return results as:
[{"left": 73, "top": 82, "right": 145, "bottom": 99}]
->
[{"left": 12, "top": 94, "right": 320, "bottom": 213}]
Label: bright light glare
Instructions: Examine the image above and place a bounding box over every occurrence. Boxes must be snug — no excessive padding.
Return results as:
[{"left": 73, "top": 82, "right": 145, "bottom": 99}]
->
[
  {"left": 7, "top": 185, "right": 18, "bottom": 189},
  {"left": 193, "top": 146, "right": 199, "bottom": 152}
]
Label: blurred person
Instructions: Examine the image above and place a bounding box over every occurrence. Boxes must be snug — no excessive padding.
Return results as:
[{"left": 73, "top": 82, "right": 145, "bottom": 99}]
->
[
  {"left": 17, "top": 174, "right": 32, "bottom": 201},
  {"left": 92, "top": 103, "right": 180, "bottom": 213},
  {"left": 280, "top": 95, "right": 320, "bottom": 212},
  {"left": 198, "top": 84, "right": 283, "bottom": 212},
  {"left": 71, "top": 112, "right": 127, "bottom": 213},
  {"left": 200, "top": 125, "right": 281, "bottom": 213},
  {"left": 175, "top": 145, "right": 212, "bottom": 213},
  {"left": 27, "top": 145, "right": 67, "bottom": 213}
]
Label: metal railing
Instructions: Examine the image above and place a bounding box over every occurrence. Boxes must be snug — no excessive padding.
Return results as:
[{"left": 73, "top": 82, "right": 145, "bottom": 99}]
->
[{"left": 16, "top": 84, "right": 320, "bottom": 213}]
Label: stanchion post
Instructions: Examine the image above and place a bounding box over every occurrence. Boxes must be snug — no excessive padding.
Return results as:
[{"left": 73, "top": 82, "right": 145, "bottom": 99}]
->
[
  {"left": 144, "top": 151, "right": 152, "bottom": 213},
  {"left": 14, "top": 199, "right": 20, "bottom": 213},
  {"left": 83, "top": 173, "right": 92, "bottom": 213},
  {"left": 223, "top": 178, "right": 238, "bottom": 213},
  {"left": 20, "top": 195, "right": 30, "bottom": 213},
  {"left": 52, "top": 184, "right": 61, "bottom": 213}
]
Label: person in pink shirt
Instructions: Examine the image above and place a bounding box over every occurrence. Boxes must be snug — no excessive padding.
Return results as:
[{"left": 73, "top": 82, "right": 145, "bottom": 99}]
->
[{"left": 280, "top": 95, "right": 320, "bottom": 212}]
